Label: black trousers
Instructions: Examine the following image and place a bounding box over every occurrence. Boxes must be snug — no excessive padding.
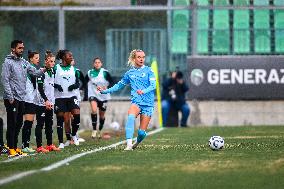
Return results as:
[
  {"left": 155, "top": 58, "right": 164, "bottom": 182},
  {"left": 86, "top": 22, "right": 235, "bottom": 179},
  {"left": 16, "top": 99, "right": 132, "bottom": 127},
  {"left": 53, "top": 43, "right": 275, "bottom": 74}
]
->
[
  {"left": 0, "top": 117, "right": 4, "bottom": 146},
  {"left": 4, "top": 99, "right": 24, "bottom": 149},
  {"left": 35, "top": 107, "right": 54, "bottom": 147}
]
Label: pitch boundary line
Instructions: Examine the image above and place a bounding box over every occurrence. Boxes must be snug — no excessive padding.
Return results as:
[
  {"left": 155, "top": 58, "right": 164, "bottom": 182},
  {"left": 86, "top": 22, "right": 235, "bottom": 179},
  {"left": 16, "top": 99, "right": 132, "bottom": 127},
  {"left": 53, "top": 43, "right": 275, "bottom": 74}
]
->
[
  {"left": 1, "top": 129, "right": 86, "bottom": 163},
  {"left": 0, "top": 127, "right": 164, "bottom": 186}
]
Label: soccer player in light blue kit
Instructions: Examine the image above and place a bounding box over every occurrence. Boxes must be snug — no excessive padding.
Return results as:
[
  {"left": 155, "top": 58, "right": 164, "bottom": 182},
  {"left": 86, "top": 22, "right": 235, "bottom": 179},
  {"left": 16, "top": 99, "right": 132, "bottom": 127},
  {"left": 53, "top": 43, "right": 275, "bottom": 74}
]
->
[{"left": 97, "top": 49, "right": 156, "bottom": 150}]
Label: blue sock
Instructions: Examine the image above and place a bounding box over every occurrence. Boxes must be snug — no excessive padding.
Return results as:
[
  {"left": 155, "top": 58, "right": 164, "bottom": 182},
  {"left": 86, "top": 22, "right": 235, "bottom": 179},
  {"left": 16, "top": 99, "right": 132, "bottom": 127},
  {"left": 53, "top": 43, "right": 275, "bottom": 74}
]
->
[
  {"left": 125, "top": 114, "right": 135, "bottom": 139},
  {"left": 137, "top": 129, "right": 147, "bottom": 143}
]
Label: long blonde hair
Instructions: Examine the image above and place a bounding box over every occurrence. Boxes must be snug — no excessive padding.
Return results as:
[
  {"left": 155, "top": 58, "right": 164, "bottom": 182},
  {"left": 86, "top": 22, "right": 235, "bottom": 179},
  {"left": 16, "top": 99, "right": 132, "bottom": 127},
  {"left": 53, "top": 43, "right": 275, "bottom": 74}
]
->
[{"left": 127, "top": 49, "right": 144, "bottom": 66}]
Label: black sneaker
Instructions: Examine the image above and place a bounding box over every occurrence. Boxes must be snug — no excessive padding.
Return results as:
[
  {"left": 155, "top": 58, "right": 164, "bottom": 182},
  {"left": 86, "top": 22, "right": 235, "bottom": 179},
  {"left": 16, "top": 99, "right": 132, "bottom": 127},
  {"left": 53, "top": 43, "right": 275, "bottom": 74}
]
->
[{"left": 132, "top": 141, "right": 139, "bottom": 150}]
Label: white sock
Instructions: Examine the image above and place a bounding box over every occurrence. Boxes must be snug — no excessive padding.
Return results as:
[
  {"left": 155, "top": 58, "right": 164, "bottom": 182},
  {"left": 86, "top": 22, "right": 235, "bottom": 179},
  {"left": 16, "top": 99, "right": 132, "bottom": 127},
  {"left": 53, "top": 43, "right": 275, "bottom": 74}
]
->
[{"left": 127, "top": 139, "right": 132, "bottom": 146}]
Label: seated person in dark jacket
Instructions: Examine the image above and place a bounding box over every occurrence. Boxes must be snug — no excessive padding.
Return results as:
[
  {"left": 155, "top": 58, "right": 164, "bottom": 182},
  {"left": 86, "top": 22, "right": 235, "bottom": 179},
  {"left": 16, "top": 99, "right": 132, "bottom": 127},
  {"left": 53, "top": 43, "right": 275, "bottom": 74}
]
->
[{"left": 162, "top": 71, "right": 190, "bottom": 127}]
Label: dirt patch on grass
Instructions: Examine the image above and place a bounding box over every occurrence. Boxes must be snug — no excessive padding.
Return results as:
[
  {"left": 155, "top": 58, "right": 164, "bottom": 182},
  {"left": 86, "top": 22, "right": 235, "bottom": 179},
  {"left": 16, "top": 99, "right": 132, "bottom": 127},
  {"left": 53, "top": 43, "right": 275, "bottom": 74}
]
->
[
  {"left": 157, "top": 160, "right": 239, "bottom": 173},
  {"left": 96, "top": 165, "right": 126, "bottom": 171},
  {"left": 83, "top": 165, "right": 128, "bottom": 172},
  {"left": 267, "top": 158, "right": 284, "bottom": 173},
  {"left": 227, "top": 135, "right": 283, "bottom": 139}
]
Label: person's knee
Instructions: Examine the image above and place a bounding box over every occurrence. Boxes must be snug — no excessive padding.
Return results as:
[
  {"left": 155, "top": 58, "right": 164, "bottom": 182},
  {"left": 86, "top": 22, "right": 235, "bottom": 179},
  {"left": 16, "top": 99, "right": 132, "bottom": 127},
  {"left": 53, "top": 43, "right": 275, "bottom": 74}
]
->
[
  {"left": 182, "top": 104, "right": 190, "bottom": 114},
  {"left": 162, "top": 100, "right": 170, "bottom": 109}
]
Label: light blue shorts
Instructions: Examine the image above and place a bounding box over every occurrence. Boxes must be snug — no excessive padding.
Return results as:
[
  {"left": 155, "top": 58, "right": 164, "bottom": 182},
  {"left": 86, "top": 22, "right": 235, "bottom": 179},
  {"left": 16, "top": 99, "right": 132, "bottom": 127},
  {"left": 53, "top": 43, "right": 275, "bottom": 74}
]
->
[{"left": 132, "top": 103, "right": 154, "bottom": 117}]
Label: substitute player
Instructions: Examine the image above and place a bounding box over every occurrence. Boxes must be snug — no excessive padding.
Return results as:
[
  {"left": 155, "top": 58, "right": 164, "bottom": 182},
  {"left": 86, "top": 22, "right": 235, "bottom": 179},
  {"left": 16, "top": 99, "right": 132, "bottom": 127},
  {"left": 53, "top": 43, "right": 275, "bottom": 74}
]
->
[
  {"left": 64, "top": 59, "right": 85, "bottom": 147},
  {"left": 54, "top": 50, "right": 81, "bottom": 149},
  {"left": 36, "top": 50, "right": 60, "bottom": 152},
  {"left": 98, "top": 49, "right": 156, "bottom": 150},
  {"left": 21, "top": 50, "right": 41, "bottom": 154},
  {"left": 86, "top": 57, "right": 113, "bottom": 139}
]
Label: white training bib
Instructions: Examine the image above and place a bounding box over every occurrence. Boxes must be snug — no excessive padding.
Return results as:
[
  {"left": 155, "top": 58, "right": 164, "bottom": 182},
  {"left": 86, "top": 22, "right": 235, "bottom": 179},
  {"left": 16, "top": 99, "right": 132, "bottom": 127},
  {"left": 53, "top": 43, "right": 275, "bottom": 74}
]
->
[
  {"left": 87, "top": 68, "right": 111, "bottom": 101},
  {"left": 54, "top": 64, "right": 77, "bottom": 99}
]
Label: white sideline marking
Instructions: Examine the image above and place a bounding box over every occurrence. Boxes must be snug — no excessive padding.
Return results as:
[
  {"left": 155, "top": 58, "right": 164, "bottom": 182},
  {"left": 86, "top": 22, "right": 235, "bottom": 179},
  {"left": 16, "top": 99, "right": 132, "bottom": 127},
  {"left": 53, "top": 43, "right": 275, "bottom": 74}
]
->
[
  {"left": 3, "top": 153, "right": 37, "bottom": 163},
  {"left": 0, "top": 170, "right": 37, "bottom": 186},
  {"left": 0, "top": 127, "right": 164, "bottom": 186}
]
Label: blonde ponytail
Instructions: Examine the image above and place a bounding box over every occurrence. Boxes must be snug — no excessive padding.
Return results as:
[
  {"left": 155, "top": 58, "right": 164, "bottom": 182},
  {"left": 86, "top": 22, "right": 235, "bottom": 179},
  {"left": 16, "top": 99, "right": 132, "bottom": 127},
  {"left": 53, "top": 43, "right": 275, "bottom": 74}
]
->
[{"left": 127, "top": 49, "right": 136, "bottom": 66}]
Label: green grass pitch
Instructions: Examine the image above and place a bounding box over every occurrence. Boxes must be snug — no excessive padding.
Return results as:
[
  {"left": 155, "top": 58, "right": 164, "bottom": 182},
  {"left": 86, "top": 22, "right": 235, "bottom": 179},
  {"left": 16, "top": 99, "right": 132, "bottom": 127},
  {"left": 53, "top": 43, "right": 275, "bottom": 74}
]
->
[{"left": 0, "top": 126, "right": 284, "bottom": 189}]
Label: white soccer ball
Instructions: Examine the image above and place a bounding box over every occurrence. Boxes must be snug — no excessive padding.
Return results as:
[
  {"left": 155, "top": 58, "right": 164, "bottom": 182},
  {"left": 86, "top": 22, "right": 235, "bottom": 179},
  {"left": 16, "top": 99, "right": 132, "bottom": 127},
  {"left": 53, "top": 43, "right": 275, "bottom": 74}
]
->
[
  {"left": 109, "top": 121, "right": 120, "bottom": 131},
  {"left": 208, "top": 136, "right": 224, "bottom": 150}
]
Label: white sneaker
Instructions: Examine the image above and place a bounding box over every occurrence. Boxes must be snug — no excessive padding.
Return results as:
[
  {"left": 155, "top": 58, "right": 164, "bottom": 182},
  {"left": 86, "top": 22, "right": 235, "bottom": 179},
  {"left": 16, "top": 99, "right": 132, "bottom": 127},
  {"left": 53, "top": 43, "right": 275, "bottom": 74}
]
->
[
  {"left": 97, "top": 131, "right": 102, "bottom": 139},
  {"left": 91, "top": 130, "right": 97, "bottom": 138},
  {"left": 78, "top": 138, "right": 85, "bottom": 142},
  {"left": 124, "top": 145, "right": 133, "bottom": 151},
  {"left": 64, "top": 140, "right": 71, "bottom": 147},
  {"left": 76, "top": 133, "right": 85, "bottom": 142},
  {"left": 72, "top": 136, "right": 79, "bottom": 146},
  {"left": 59, "top": 143, "right": 65, "bottom": 149}
]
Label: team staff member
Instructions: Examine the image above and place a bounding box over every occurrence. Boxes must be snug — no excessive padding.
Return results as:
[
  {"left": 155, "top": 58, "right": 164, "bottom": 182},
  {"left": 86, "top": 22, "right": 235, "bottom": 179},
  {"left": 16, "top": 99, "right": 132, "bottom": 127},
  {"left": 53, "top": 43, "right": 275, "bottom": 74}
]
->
[
  {"left": 54, "top": 50, "right": 81, "bottom": 149},
  {"left": 98, "top": 49, "right": 156, "bottom": 150},
  {"left": 86, "top": 57, "right": 113, "bottom": 139},
  {"left": 1, "top": 40, "right": 44, "bottom": 157},
  {"left": 36, "top": 50, "right": 60, "bottom": 152}
]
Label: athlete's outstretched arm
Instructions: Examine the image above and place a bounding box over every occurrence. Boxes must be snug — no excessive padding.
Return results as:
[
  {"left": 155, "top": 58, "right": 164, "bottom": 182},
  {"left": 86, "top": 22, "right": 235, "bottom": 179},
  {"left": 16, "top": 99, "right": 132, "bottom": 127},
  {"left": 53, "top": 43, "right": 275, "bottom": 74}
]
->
[
  {"left": 99, "top": 72, "right": 129, "bottom": 94},
  {"left": 100, "top": 80, "right": 126, "bottom": 94}
]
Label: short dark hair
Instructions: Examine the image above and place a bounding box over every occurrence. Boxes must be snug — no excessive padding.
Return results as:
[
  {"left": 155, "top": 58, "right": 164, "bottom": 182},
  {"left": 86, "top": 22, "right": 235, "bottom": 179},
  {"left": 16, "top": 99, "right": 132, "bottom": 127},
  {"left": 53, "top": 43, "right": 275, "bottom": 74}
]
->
[
  {"left": 93, "top": 57, "right": 102, "bottom": 62},
  {"left": 27, "top": 50, "right": 39, "bottom": 61},
  {"left": 56, "top": 49, "right": 70, "bottom": 60},
  {"left": 176, "top": 71, "right": 183, "bottom": 79},
  {"left": 11, "top": 40, "right": 23, "bottom": 48}
]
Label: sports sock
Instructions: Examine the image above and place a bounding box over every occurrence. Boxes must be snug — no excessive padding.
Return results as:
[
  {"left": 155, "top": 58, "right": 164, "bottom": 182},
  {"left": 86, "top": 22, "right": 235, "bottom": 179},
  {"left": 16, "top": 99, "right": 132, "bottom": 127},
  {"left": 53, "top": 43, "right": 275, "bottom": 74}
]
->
[
  {"left": 35, "top": 120, "right": 44, "bottom": 148},
  {"left": 125, "top": 114, "right": 135, "bottom": 140},
  {"left": 99, "top": 118, "right": 105, "bottom": 131},
  {"left": 56, "top": 116, "right": 64, "bottom": 144},
  {"left": 45, "top": 110, "right": 53, "bottom": 146},
  {"left": 65, "top": 132, "right": 72, "bottom": 141},
  {"left": 137, "top": 129, "right": 147, "bottom": 143},
  {"left": 22, "top": 120, "right": 33, "bottom": 148},
  {"left": 127, "top": 139, "right": 133, "bottom": 147},
  {"left": 91, "top": 114, "right": 97, "bottom": 130},
  {"left": 71, "top": 114, "right": 80, "bottom": 136}
]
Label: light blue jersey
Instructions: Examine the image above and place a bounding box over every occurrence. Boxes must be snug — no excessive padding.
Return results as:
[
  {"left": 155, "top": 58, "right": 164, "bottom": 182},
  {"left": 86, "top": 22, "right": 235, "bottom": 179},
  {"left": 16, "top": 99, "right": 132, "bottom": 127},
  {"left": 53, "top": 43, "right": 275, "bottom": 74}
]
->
[{"left": 102, "top": 65, "right": 156, "bottom": 107}]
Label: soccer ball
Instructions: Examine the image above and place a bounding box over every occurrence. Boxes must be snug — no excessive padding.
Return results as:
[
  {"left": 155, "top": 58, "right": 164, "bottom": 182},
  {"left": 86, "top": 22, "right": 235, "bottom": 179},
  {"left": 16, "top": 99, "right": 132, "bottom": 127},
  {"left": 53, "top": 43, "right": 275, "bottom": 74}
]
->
[
  {"left": 109, "top": 121, "right": 120, "bottom": 131},
  {"left": 208, "top": 136, "right": 224, "bottom": 150}
]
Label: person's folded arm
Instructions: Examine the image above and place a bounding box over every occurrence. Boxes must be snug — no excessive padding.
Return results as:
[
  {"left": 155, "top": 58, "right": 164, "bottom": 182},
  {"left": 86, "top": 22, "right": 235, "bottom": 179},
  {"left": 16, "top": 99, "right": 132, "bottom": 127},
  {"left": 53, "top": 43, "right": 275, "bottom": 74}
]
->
[{"left": 142, "top": 78, "right": 156, "bottom": 94}]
